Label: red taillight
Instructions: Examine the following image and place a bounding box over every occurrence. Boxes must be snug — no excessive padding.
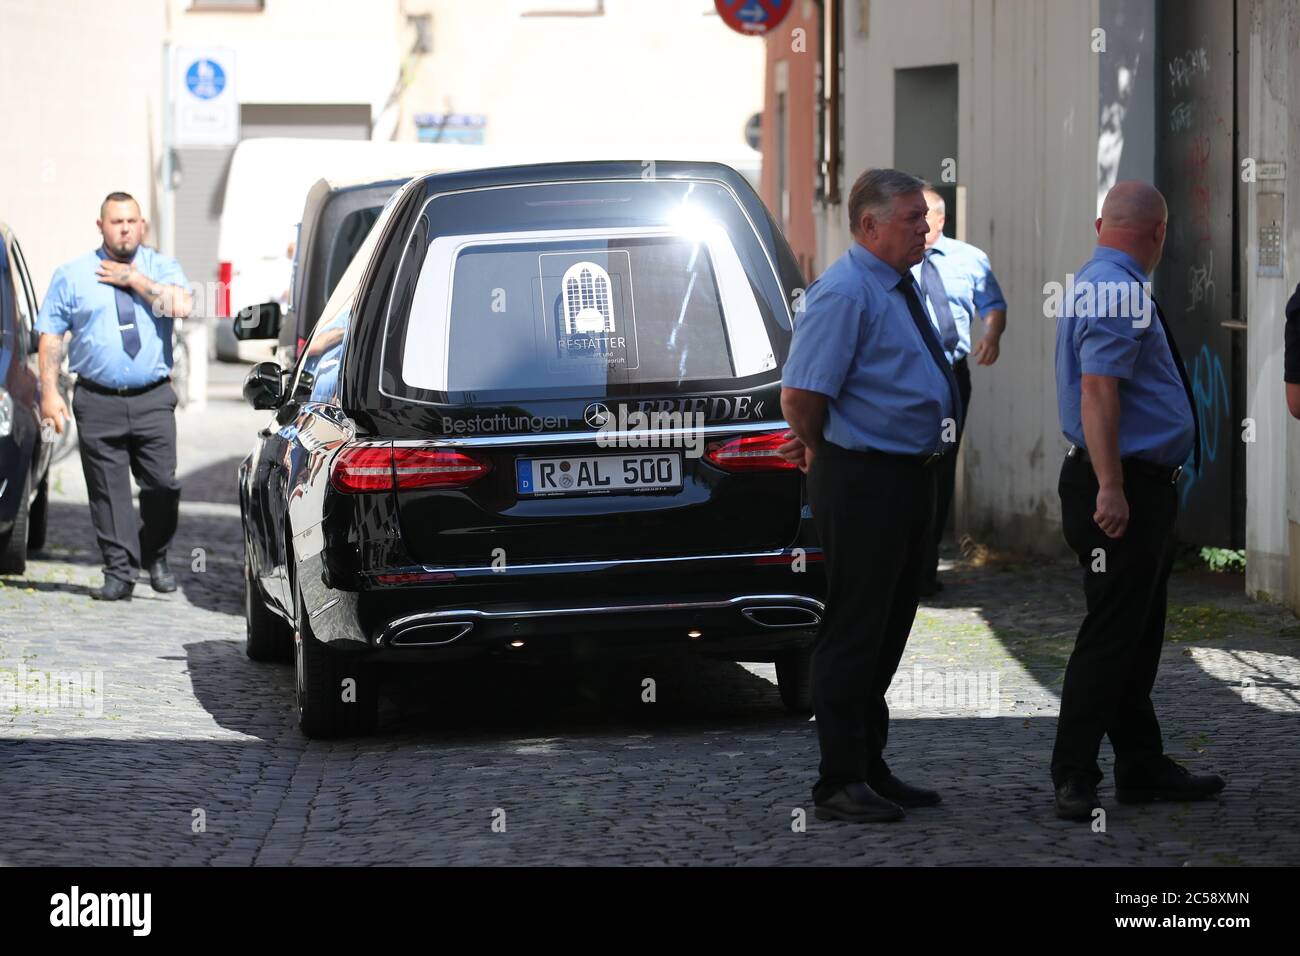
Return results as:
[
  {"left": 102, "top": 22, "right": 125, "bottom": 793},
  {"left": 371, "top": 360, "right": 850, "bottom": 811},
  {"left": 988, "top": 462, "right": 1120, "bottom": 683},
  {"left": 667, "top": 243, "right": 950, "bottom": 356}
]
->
[
  {"left": 217, "top": 261, "right": 233, "bottom": 317},
  {"left": 295, "top": 336, "right": 307, "bottom": 360},
  {"left": 392, "top": 446, "right": 492, "bottom": 489},
  {"left": 331, "top": 445, "right": 394, "bottom": 492},
  {"left": 330, "top": 444, "right": 492, "bottom": 493},
  {"left": 704, "top": 431, "right": 798, "bottom": 473}
]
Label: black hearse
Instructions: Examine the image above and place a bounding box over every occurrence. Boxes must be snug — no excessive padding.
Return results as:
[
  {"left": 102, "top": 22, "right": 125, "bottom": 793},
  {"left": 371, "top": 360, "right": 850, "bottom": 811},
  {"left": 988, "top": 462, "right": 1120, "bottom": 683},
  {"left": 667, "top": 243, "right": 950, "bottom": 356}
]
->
[{"left": 236, "top": 161, "right": 825, "bottom": 738}]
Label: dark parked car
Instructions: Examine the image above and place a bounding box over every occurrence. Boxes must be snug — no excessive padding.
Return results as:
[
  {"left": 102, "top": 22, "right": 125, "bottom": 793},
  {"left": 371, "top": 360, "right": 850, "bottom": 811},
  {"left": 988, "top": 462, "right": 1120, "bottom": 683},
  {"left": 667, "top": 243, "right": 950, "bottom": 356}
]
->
[
  {"left": 275, "top": 173, "right": 409, "bottom": 363},
  {"left": 236, "top": 161, "right": 825, "bottom": 738},
  {"left": 0, "top": 221, "right": 52, "bottom": 573}
]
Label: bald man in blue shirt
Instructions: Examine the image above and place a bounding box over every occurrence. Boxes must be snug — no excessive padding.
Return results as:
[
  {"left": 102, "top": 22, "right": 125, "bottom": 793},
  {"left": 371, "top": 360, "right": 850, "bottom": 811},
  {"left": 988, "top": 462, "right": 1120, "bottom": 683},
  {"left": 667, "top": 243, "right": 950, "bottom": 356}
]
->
[
  {"left": 780, "top": 169, "right": 960, "bottom": 823},
  {"left": 37, "top": 192, "right": 193, "bottom": 601},
  {"left": 1052, "top": 180, "right": 1224, "bottom": 821}
]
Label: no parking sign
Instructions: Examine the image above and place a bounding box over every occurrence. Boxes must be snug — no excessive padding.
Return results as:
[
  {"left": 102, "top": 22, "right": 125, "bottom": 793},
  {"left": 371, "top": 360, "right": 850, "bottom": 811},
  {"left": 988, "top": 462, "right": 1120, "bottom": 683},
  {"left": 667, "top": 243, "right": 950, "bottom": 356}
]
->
[{"left": 714, "top": 0, "right": 793, "bottom": 36}]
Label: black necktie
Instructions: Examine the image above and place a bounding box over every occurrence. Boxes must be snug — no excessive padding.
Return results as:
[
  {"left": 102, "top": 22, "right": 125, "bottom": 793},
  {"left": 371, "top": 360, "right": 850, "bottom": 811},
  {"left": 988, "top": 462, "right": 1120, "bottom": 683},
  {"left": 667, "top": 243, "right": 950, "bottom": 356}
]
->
[
  {"left": 1152, "top": 296, "right": 1202, "bottom": 471},
  {"left": 899, "top": 277, "right": 963, "bottom": 438},
  {"left": 114, "top": 285, "right": 142, "bottom": 359},
  {"left": 920, "top": 252, "right": 960, "bottom": 355}
]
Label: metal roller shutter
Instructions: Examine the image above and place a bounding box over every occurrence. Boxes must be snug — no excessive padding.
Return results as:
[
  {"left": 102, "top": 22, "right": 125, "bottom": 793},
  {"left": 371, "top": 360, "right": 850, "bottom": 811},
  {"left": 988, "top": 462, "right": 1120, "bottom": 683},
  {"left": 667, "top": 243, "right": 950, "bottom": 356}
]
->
[{"left": 170, "top": 103, "right": 371, "bottom": 319}]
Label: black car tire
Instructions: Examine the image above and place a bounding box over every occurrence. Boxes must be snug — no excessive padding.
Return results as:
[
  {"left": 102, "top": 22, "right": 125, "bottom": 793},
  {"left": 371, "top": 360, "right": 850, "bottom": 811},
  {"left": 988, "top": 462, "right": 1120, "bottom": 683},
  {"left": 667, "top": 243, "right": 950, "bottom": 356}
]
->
[
  {"left": 27, "top": 475, "right": 48, "bottom": 553},
  {"left": 775, "top": 645, "right": 815, "bottom": 715},
  {"left": 244, "top": 557, "right": 293, "bottom": 663},
  {"left": 0, "top": 474, "right": 30, "bottom": 574},
  {"left": 293, "top": 578, "right": 377, "bottom": 739}
]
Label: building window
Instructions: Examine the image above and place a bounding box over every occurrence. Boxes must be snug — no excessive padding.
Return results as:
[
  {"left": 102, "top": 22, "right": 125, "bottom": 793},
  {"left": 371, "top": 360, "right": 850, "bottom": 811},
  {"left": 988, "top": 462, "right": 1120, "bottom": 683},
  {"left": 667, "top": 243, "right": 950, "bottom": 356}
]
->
[
  {"left": 562, "top": 262, "right": 615, "bottom": 334},
  {"left": 518, "top": 0, "right": 604, "bottom": 16}
]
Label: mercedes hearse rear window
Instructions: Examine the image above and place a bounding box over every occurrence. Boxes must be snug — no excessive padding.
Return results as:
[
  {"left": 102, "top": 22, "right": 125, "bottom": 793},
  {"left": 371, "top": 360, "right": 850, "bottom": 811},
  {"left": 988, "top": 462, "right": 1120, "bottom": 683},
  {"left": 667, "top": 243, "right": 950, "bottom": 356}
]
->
[{"left": 380, "top": 178, "right": 791, "bottom": 405}]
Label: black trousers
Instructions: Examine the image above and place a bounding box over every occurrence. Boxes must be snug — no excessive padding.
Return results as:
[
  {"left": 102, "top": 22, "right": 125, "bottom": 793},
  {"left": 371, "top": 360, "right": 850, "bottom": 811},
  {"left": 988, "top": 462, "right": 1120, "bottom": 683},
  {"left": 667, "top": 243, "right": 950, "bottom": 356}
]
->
[
  {"left": 1052, "top": 452, "right": 1177, "bottom": 787},
  {"left": 72, "top": 381, "right": 181, "bottom": 584},
  {"left": 923, "top": 357, "right": 972, "bottom": 583},
  {"left": 808, "top": 442, "right": 937, "bottom": 800}
]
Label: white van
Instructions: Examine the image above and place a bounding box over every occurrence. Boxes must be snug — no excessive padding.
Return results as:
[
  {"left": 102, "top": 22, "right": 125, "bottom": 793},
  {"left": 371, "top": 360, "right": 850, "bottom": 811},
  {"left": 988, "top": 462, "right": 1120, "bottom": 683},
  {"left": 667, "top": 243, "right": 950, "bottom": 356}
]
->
[
  {"left": 214, "top": 139, "right": 513, "bottom": 362},
  {"left": 215, "top": 138, "right": 760, "bottom": 362}
]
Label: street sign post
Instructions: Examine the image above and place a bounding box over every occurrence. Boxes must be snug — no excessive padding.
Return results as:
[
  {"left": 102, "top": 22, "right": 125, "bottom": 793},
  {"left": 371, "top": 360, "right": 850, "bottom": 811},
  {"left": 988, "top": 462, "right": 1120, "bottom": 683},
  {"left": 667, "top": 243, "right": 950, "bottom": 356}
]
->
[{"left": 173, "top": 47, "right": 238, "bottom": 148}]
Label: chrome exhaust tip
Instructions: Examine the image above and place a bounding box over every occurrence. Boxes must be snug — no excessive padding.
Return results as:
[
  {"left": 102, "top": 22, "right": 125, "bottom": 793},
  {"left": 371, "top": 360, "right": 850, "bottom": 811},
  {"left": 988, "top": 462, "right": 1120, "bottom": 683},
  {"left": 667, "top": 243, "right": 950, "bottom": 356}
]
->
[
  {"left": 740, "top": 605, "right": 822, "bottom": 629},
  {"left": 385, "top": 621, "right": 474, "bottom": 647}
]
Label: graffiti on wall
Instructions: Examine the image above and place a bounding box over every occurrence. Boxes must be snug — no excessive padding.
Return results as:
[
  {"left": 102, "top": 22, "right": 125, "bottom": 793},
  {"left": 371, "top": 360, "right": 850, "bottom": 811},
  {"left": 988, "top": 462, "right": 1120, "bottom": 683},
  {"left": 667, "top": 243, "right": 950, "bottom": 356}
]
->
[{"left": 1180, "top": 343, "right": 1230, "bottom": 505}]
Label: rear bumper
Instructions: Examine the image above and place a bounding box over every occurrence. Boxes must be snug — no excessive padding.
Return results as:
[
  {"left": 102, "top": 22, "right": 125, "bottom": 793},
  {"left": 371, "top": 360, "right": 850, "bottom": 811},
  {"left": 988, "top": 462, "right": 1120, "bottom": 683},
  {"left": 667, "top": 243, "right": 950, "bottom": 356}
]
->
[
  {"left": 375, "top": 592, "right": 822, "bottom": 658},
  {"left": 298, "top": 554, "right": 825, "bottom": 663}
]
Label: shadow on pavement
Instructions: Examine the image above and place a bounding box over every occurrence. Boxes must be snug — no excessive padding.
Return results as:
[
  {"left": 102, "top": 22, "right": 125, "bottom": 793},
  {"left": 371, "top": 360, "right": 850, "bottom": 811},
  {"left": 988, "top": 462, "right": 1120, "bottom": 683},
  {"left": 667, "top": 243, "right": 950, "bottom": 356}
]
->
[
  {"left": 921, "top": 550, "right": 1300, "bottom": 859},
  {"left": 25, "top": 501, "right": 103, "bottom": 569},
  {"left": 175, "top": 455, "right": 245, "bottom": 505},
  {"left": 171, "top": 509, "right": 246, "bottom": 617},
  {"left": 0, "top": 577, "right": 95, "bottom": 598},
  {"left": 20, "top": 500, "right": 245, "bottom": 619},
  {"left": 182, "top": 632, "right": 799, "bottom": 745}
]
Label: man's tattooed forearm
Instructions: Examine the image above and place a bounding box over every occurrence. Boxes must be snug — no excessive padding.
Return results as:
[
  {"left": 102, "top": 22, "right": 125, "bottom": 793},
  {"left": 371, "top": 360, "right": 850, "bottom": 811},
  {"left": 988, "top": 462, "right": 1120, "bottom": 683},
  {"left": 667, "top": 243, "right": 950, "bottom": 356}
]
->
[{"left": 39, "top": 336, "right": 65, "bottom": 385}]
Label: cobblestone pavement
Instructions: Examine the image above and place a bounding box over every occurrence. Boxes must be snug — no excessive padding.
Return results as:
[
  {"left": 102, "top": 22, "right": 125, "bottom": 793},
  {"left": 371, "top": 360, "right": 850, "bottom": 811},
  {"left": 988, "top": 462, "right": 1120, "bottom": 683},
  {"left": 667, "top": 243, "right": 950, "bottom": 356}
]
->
[{"left": 2, "top": 362, "right": 1298, "bottom": 866}]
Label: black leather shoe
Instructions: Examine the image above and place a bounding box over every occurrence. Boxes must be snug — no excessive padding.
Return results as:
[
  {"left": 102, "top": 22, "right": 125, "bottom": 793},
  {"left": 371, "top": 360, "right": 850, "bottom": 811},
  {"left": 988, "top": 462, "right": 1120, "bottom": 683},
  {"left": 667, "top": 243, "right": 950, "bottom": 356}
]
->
[
  {"left": 870, "top": 772, "right": 942, "bottom": 807},
  {"left": 1055, "top": 776, "right": 1100, "bottom": 822},
  {"left": 147, "top": 558, "right": 177, "bottom": 593},
  {"left": 90, "top": 578, "right": 134, "bottom": 602},
  {"left": 1115, "top": 757, "right": 1225, "bottom": 804},
  {"left": 814, "top": 782, "right": 905, "bottom": 823}
]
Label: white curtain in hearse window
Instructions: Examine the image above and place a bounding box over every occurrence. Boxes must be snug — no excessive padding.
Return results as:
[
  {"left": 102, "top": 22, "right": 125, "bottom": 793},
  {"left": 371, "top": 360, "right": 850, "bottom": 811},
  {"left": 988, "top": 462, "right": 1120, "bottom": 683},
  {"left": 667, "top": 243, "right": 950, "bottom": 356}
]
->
[{"left": 400, "top": 224, "right": 776, "bottom": 396}]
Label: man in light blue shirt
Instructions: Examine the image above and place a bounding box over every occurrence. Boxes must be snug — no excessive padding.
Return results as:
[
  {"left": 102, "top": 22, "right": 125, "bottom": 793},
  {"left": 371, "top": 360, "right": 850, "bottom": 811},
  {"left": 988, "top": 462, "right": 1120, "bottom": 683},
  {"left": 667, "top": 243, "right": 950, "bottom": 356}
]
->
[
  {"left": 1050, "top": 180, "right": 1223, "bottom": 822},
  {"left": 780, "top": 168, "right": 960, "bottom": 824},
  {"left": 782, "top": 240, "right": 957, "bottom": 456},
  {"left": 1055, "top": 247, "right": 1197, "bottom": 467},
  {"left": 36, "top": 192, "right": 193, "bottom": 600},
  {"left": 911, "top": 186, "right": 1007, "bottom": 594}
]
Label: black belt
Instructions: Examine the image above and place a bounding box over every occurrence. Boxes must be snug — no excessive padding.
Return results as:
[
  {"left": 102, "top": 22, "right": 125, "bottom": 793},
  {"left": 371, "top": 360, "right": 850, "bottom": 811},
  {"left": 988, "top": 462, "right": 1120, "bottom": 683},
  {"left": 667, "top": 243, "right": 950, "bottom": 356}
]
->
[
  {"left": 1066, "top": 444, "right": 1183, "bottom": 485},
  {"left": 76, "top": 376, "right": 170, "bottom": 397}
]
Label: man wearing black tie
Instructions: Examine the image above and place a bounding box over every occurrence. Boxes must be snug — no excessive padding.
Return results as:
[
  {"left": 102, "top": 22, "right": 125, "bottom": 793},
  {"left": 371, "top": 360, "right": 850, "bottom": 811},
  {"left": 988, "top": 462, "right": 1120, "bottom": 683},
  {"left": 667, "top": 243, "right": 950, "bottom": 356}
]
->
[
  {"left": 1052, "top": 181, "right": 1224, "bottom": 820},
  {"left": 36, "top": 193, "right": 193, "bottom": 601},
  {"left": 780, "top": 169, "right": 959, "bottom": 822}
]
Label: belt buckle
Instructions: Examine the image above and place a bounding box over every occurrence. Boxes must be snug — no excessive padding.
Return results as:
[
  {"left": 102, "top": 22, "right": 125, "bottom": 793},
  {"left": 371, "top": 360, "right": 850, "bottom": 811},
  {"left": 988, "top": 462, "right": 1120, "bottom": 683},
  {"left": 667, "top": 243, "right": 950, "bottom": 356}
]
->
[
  {"left": 923, "top": 451, "right": 944, "bottom": 468},
  {"left": 1170, "top": 465, "right": 1183, "bottom": 484}
]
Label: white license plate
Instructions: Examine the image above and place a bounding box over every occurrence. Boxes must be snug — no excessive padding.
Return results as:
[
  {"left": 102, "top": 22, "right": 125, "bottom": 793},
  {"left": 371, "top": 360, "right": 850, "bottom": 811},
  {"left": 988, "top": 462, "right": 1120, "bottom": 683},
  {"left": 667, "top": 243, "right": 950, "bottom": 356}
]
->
[{"left": 516, "top": 452, "right": 682, "bottom": 496}]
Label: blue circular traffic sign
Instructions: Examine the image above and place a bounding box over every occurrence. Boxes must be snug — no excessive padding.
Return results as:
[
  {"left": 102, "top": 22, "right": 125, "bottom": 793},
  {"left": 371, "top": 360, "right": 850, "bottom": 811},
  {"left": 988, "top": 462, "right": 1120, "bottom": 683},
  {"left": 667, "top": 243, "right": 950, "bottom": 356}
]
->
[{"left": 185, "top": 59, "right": 226, "bottom": 100}]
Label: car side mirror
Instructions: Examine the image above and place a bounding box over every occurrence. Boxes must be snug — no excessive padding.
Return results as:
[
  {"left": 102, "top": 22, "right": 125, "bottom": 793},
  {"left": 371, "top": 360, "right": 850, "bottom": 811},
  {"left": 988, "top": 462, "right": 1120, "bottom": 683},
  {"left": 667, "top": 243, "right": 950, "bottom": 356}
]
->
[
  {"left": 234, "top": 301, "right": 283, "bottom": 340},
  {"left": 243, "top": 360, "right": 285, "bottom": 409}
]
